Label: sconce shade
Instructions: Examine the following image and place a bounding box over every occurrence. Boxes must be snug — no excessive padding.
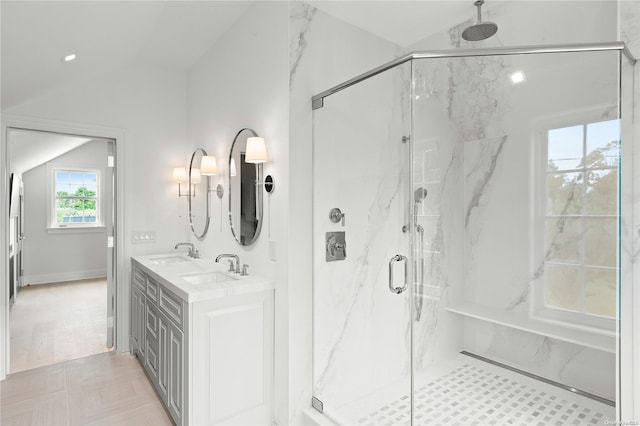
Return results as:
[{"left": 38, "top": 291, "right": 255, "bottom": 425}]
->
[
  {"left": 191, "top": 168, "right": 201, "bottom": 184},
  {"left": 201, "top": 155, "right": 218, "bottom": 175},
  {"left": 230, "top": 158, "right": 237, "bottom": 177},
  {"left": 173, "top": 167, "right": 187, "bottom": 183},
  {"left": 245, "top": 137, "right": 268, "bottom": 164}
]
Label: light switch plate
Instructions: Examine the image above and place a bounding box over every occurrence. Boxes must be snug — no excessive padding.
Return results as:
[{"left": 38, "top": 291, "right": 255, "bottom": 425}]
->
[{"left": 132, "top": 231, "right": 156, "bottom": 244}]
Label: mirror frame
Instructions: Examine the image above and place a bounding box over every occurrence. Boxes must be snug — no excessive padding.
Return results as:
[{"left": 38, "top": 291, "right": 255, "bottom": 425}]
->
[
  {"left": 188, "top": 148, "right": 211, "bottom": 241},
  {"left": 228, "top": 128, "right": 263, "bottom": 246}
]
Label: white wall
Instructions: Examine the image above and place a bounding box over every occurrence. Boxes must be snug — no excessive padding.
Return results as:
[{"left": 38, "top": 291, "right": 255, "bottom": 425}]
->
[
  {"left": 186, "top": 2, "right": 289, "bottom": 424},
  {"left": 22, "top": 140, "right": 108, "bottom": 285}
]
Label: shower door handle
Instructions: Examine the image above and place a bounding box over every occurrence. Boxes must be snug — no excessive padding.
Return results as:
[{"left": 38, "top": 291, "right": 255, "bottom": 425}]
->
[{"left": 388, "top": 254, "right": 408, "bottom": 294}]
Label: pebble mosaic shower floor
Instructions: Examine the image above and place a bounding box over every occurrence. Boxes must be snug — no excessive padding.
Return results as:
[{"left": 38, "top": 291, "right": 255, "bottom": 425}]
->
[{"left": 355, "top": 358, "right": 614, "bottom": 426}]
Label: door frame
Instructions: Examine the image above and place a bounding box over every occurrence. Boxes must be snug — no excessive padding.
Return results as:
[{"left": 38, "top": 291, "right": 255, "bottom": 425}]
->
[{"left": 0, "top": 114, "right": 127, "bottom": 380}]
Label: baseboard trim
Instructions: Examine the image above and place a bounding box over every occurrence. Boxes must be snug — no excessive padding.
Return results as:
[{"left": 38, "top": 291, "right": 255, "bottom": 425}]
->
[{"left": 23, "top": 269, "right": 107, "bottom": 286}]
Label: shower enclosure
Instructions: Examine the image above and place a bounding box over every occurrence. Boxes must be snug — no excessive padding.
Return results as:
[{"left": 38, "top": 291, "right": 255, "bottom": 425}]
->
[{"left": 311, "top": 43, "right": 635, "bottom": 425}]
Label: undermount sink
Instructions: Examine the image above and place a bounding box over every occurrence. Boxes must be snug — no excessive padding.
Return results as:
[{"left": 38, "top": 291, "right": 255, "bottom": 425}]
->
[
  {"left": 179, "top": 271, "right": 237, "bottom": 285},
  {"left": 149, "top": 255, "right": 189, "bottom": 264}
]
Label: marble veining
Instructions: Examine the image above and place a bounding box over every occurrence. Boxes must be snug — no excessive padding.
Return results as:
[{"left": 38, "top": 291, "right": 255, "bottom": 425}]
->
[
  {"left": 464, "top": 135, "right": 507, "bottom": 229},
  {"left": 314, "top": 168, "right": 403, "bottom": 393},
  {"left": 289, "top": 2, "right": 316, "bottom": 87}
]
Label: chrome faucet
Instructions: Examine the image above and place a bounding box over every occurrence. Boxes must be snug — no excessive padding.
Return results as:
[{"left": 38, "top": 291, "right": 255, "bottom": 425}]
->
[
  {"left": 175, "top": 242, "right": 199, "bottom": 258},
  {"left": 215, "top": 254, "right": 240, "bottom": 273}
]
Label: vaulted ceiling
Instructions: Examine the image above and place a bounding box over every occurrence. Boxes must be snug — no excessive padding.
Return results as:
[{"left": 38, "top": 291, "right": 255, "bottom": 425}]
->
[{"left": 1, "top": 0, "right": 477, "bottom": 110}]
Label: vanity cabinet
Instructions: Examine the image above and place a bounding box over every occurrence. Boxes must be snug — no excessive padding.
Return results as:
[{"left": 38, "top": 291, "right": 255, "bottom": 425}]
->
[
  {"left": 131, "top": 257, "right": 274, "bottom": 426},
  {"left": 131, "top": 266, "right": 186, "bottom": 426}
]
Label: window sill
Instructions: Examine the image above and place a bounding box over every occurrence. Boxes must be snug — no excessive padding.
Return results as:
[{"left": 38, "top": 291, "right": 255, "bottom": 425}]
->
[
  {"left": 47, "top": 226, "right": 106, "bottom": 234},
  {"left": 446, "top": 302, "right": 615, "bottom": 354}
]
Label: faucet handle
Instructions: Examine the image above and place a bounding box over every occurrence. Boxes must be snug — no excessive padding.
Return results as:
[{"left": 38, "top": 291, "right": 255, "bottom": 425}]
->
[
  {"left": 227, "top": 260, "right": 235, "bottom": 272},
  {"left": 192, "top": 249, "right": 200, "bottom": 259},
  {"left": 241, "top": 264, "right": 249, "bottom": 276}
]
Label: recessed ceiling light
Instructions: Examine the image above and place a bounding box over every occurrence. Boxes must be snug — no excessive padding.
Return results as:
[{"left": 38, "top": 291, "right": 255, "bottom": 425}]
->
[
  {"left": 509, "top": 71, "right": 526, "bottom": 84},
  {"left": 62, "top": 53, "right": 77, "bottom": 63}
]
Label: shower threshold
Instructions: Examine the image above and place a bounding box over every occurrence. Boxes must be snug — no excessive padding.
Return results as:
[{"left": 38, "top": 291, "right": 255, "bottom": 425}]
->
[{"left": 330, "top": 352, "right": 615, "bottom": 426}]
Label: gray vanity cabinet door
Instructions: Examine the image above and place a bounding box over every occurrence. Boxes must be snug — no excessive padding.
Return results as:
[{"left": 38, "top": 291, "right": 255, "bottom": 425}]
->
[
  {"left": 144, "top": 303, "right": 160, "bottom": 385},
  {"left": 157, "top": 314, "right": 169, "bottom": 404},
  {"left": 131, "top": 287, "right": 146, "bottom": 362},
  {"left": 166, "top": 317, "right": 184, "bottom": 425}
]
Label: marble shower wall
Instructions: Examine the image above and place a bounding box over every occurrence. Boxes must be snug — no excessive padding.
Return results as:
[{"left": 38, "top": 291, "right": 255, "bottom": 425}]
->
[
  {"left": 289, "top": 2, "right": 407, "bottom": 422},
  {"left": 311, "top": 61, "right": 411, "bottom": 415},
  {"left": 300, "top": 0, "right": 637, "bottom": 421}
]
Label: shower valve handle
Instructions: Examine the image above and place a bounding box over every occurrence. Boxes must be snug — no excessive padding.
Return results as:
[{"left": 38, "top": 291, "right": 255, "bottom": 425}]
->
[{"left": 329, "top": 208, "right": 345, "bottom": 226}]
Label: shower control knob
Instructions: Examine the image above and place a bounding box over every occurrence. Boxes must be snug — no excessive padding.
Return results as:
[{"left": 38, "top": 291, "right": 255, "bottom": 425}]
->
[{"left": 329, "top": 208, "right": 345, "bottom": 226}]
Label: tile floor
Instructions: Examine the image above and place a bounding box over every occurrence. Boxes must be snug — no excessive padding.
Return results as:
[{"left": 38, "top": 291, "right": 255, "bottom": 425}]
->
[
  {"left": 0, "top": 351, "right": 172, "bottom": 426},
  {"left": 353, "top": 356, "right": 615, "bottom": 426},
  {"left": 9, "top": 278, "right": 111, "bottom": 373}
]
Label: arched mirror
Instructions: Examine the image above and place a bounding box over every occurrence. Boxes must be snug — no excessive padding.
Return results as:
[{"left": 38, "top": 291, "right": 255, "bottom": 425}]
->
[
  {"left": 229, "top": 128, "right": 263, "bottom": 246},
  {"left": 188, "top": 148, "right": 211, "bottom": 240}
]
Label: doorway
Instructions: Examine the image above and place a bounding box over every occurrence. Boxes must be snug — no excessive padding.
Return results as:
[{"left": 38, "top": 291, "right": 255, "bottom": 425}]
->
[
  {"left": 1, "top": 117, "right": 124, "bottom": 379},
  {"left": 8, "top": 129, "right": 115, "bottom": 373}
]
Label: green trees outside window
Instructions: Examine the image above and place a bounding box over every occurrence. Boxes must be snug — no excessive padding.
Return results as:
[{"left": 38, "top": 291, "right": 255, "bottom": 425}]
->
[{"left": 544, "top": 119, "right": 619, "bottom": 319}]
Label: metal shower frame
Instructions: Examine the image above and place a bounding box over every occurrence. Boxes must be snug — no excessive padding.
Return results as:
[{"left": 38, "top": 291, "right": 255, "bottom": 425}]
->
[{"left": 311, "top": 42, "right": 636, "bottom": 109}]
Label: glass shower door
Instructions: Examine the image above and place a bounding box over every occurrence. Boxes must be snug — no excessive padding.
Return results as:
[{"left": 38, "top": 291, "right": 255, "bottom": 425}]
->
[
  {"left": 410, "top": 50, "right": 623, "bottom": 424},
  {"left": 312, "top": 62, "right": 413, "bottom": 424}
]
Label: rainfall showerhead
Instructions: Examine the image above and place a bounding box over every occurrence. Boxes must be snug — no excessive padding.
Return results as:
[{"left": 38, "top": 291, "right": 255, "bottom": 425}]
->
[
  {"left": 414, "top": 187, "right": 428, "bottom": 203},
  {"left": 462, "top": 0, "right": 498, "bottom": 42}
]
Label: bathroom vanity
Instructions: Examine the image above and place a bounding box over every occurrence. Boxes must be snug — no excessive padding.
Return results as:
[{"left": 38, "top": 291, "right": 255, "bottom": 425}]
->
[{"left": 130, "top": 254, "right": 274, "bottom": 426}]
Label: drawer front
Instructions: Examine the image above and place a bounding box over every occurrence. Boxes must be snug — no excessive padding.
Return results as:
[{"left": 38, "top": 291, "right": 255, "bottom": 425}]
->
[
  {"left": 146, "top": 302, "right": 159, "bottom": 340},
  {"left": 132, "top": 267, "right": 146, "bottom": 292},
  {"left": 159, "top": 286, "right": 185, "bottom": 329},
  {"left": 146, "top": 278, "right": 159, "bottom": 304}
]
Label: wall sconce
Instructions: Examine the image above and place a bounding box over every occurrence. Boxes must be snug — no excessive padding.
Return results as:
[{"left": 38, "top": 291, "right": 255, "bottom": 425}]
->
[
  {"left": 245, "top": 136, "right": 274, "bottom": 193},
  {"left": 174, "top": 167, "right": 189, "bottom": 197},
  {"left": 201, "top": 155, "right": 218, "bottom": 176},
  {"left": 173, "top": 166, "right": 201, "bottom": 197},
  {"left": 245, "top": 137, "right": 268, "bottom": 164}
]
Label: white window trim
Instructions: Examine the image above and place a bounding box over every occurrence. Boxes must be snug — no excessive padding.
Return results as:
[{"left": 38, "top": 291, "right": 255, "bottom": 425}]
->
[
  {"left": 47, "top": 163, "right": 104, "bottom": 231},
  {"left": 531, "top": 106, "right": 619, "bottom": 334}
]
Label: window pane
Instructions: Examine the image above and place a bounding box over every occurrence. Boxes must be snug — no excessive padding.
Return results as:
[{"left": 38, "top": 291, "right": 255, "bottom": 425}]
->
[
  {"left": 545, "top": 265, "right": 581, "bottom": 312},
  {"left": 545, "top": 218, "right": 581, "bottom": 263},
  {"left": 584, "top": 218, "right": 617, "bottom": 267},
  {"left": 56, "top": 171, "right": 69, "bottom": 183},
  {"left": 69, "top": 172, "right": 83, "bottom": 185},
  {"left": 56, "top": 183, "right": 70, "bottom": 195},
  {"left": 584, "top": 268, "right": 616, "bottom": 318},
  {"left": 586, "top": 120, "right": 620, "bottom": 168},
  {"left": 585, "top": 168, "right": 617, "bottom": 215},
  {"left": 83, "top": 173, "right": 97, "bottom": 192},
  {"left": 548, "top": 125, "right": 583, "bottom": 171},
  {"left": 546, "top": 172, "right": 583, "bottom": 215}
]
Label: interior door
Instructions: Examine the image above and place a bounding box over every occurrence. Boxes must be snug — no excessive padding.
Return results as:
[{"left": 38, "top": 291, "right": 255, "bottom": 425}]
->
[
  {"left": 311, "top": 61, "right": 413, "bottom": 424},
  {"left": 106, "top": 140, "right": 115, "bottom": 348},
  {"left": 17, "top": 182, "right": 24, "bottom": 289}
]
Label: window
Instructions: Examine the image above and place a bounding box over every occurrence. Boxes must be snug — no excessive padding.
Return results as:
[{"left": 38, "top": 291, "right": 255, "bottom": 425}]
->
[
  {"left": 536, "top": 118, "right": 619, "bottom": 329},
  {"left": 52, "top": 168, "right": 100, "bottom": 227}
]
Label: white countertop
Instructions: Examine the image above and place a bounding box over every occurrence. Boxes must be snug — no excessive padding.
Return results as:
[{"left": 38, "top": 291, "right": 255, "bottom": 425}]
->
[{"left": 131, "top": 253, "right": 274, "bottom": 303}]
